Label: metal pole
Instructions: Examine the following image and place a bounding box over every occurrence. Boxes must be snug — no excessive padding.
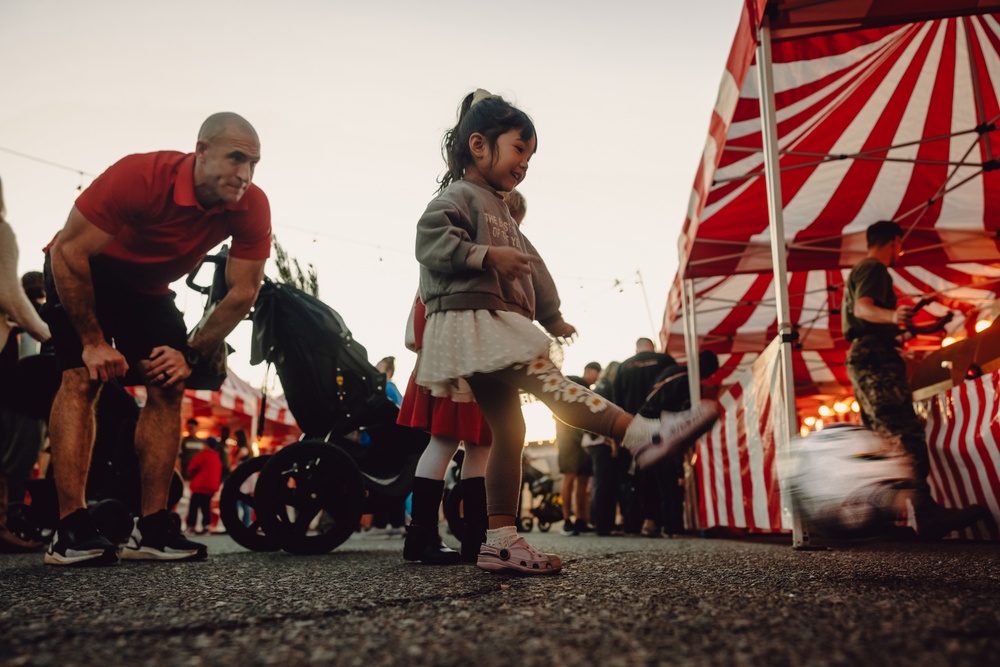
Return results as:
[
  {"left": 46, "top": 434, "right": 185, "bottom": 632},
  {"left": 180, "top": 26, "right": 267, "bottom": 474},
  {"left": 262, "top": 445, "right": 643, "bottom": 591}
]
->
[
  {"left": 681, "top": 278, "right": 702, "bottom": 406},
  {"left": 756, "top": 16, "right": 807, "bottom": 548}
]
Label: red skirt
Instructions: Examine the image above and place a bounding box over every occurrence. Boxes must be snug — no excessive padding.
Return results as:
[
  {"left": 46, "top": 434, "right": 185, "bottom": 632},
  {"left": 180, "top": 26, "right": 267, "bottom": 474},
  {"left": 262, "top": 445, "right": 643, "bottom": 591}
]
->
[{"left": 397, "top": 373, "right": 492, "bottom": 446}]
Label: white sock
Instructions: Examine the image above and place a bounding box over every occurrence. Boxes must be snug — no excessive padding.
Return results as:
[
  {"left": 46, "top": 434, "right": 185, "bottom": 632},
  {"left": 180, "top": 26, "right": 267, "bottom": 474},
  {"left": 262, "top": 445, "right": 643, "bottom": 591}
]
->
[
  {"left": 414, "top": 435, "right": 460, "bottom": 479},
  {"left": 486, "top": 526, "right": 518, "bottom": 549}
]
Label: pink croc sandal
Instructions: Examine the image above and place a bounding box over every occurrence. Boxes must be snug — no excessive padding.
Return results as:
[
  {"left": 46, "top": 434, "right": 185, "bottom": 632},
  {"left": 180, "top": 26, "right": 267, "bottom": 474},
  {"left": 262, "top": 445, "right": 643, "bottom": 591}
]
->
[{"left": 477, "top": 537, "right": 562, "bottom": 575}]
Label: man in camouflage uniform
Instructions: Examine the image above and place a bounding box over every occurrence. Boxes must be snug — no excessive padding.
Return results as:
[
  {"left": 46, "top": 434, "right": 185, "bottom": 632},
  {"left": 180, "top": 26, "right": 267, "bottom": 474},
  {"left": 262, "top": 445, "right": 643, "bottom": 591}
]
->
[{"left": 844, "top": 220, "right": 986, "bottom": 539}]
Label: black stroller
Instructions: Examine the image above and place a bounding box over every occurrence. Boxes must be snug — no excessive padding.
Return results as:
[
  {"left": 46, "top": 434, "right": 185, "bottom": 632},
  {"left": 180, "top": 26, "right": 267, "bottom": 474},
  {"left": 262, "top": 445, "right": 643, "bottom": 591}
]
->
[
  {"left": 517, "top": 454, "right": 563, "bottom": 533},
  {"left": 217, "top": 276, "right": 428, "bottom": 555}
]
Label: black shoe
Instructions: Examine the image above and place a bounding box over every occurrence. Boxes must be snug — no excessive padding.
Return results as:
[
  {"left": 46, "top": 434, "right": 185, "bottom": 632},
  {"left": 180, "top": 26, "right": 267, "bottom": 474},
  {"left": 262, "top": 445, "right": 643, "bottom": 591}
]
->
[
  {"left": 120, "top": 510, "right": 208, "bottom": 561},
  {"left": 560, "top": 519, "right": 577, "bottom": 536},
  {"left": 44, "top": 508, "right": 118, "bottom": 566},
  {"left": 915, "top": 502, "right": 989, "bottom": 541},
  {"left": 403, "top": 524, "right": 462, "bottom": 565},
  {"left": 575, "top": 519, "right": 595, "bottom": 534}
]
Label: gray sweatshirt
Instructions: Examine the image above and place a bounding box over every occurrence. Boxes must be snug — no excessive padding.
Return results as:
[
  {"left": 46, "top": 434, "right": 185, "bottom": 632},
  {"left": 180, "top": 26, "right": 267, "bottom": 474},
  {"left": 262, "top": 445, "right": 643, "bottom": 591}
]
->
[{"left": 415, "top": 179, "right": 562, "bottom": 328}]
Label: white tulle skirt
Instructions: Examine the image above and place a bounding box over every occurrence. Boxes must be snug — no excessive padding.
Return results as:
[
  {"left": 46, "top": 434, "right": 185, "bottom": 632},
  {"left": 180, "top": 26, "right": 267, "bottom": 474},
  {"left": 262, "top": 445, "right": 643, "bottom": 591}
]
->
[{"left": 416, "top": 309, "right": 552, "bottom": 401}]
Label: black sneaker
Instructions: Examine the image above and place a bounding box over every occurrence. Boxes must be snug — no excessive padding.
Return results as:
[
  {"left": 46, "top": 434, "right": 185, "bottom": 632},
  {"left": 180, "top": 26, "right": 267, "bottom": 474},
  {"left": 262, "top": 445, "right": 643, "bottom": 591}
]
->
[
  {"left": 120, "top": 510, "right": 208, "bottom": 561},
  {"left": 44, "top": 508, "right": 118, "bottom": 566},
  {"left": 574, "top": 519, "right": 595, "bottom": 534},
  {"left": 560, "top": 519, "right": 577, "bottom": 536},
  {"left": 915, "top": 502, "right": 989, "bottom": 542}
]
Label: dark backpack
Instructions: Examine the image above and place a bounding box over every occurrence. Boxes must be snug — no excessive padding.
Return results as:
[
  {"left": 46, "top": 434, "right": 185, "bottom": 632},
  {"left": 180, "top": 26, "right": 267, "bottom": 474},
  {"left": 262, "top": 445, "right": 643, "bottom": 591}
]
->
[{"left": 249, "top": 280, "right": 396, "bottom": 437}]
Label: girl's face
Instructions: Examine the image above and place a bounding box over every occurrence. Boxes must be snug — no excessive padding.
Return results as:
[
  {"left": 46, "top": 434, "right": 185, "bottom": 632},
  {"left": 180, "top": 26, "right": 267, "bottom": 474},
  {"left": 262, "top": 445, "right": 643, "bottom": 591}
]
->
[{"left": 466, "top": 129, "right": 536, "bottom": 192}]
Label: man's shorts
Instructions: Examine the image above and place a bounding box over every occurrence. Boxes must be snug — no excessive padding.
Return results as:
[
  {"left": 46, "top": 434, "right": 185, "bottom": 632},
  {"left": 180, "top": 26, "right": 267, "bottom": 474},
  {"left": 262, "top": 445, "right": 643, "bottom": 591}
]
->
[
  {"left": 557, "top": 424, "right": 593, "bottom": 476},
  {"left": 42, "top": 256, "right": 187, "bottom": 386}
]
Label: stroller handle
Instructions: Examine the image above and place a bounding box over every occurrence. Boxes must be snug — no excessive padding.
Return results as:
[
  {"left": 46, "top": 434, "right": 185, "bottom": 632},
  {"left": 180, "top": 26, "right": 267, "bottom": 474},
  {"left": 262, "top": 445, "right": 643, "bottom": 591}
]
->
[{"left": 186, "top": 247, "right": 230, "bottom": 303}]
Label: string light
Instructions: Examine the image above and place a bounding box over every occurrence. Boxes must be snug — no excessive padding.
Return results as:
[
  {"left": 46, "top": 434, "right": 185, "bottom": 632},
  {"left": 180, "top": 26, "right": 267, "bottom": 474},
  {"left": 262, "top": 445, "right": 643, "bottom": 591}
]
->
[
  {"left": 833, "top": 401, "right": 848, "bottom": 414},
  {"left": 942, "top": 336, "right": 957, "bottom": 347},
  {"left": 975, "top": 318, "right": 992, "bottom": 333},
  {"left": 818, "top": 405, "right": 833, "bottom": 417}
]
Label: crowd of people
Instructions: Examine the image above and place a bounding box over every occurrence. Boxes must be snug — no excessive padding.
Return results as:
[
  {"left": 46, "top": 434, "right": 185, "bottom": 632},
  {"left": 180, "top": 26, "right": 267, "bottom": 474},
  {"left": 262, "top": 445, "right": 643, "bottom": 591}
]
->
[{"left": 1, "top": 88, "right": 988, "bottom": 574}]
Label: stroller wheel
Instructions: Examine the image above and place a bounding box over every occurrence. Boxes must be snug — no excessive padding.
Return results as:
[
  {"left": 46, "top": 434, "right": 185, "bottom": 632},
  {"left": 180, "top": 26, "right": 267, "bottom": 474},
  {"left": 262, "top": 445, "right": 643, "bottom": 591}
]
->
[
  {"left": 255, "top": 440, "right": 365, "bottom": 555},
  {"left": 516, "top": 516, "right": 533, "bottom": 533},
  {"left": 220, "top": 455, "right": 280, "bottom": 552},
  {"left": 537, "top": 520, "right": 552, "bottom": 533}
]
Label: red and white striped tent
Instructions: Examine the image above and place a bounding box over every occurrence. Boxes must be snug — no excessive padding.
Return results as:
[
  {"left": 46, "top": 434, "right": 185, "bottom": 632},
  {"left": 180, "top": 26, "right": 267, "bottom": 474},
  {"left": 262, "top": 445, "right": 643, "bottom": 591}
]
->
[
  {"left": 184, "top": 373, "right": 300, "bottom": 449},
  {"left": 664, "top": 2, "right": 1000, "bottom": 398},
  {"left": 663, "top": 1, "right": 1000, "bottom": 540}
]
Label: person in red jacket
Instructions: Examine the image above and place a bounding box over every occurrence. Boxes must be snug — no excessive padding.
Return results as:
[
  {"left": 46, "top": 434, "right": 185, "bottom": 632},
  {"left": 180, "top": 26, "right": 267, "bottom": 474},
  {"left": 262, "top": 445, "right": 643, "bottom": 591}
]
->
[{"left": 186, "top": 437, "right": 222, "bottom": 534}]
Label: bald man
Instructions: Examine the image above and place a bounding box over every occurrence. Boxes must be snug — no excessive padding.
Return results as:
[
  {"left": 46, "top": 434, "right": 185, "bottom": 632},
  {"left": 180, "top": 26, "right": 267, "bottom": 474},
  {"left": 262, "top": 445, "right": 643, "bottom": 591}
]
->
[{"left": 42, "top": 113, "right": 271, "bottom": 565}]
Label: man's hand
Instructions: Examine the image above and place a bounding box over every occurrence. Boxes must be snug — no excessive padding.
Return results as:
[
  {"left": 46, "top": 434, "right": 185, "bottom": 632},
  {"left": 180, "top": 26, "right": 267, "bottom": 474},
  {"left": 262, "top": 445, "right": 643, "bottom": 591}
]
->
[
  {"left": 484, "top": 247, "right": 533, "bottom": 281},
  {"left": 81, "top": 342, "right": 129, "bottom": 382},
  {"left": 141, "top": 345, "right": 191, "bottom": 389},
  {"left": 892, "top": 304, "right": 914, "bottom": 327}
]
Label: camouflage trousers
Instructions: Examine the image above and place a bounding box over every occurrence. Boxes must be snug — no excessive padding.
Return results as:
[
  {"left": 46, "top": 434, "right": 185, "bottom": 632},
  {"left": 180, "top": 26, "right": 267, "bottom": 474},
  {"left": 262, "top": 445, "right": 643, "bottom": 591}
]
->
[{"left": 846, "top": 337, "right": 931, "bottom": 496}]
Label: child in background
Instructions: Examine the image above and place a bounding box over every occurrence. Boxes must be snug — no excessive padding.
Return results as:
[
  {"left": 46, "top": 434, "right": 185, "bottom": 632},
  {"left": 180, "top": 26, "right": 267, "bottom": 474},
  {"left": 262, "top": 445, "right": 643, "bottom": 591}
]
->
[
  {"left": 398, "top": 295, "right": 492, "bottom": 564},
  {"left": 414, "top": 90, "right": 716, "bottom": 575},
  {"left": 186, "top": 437, "right": 222, "bottom": 535}
]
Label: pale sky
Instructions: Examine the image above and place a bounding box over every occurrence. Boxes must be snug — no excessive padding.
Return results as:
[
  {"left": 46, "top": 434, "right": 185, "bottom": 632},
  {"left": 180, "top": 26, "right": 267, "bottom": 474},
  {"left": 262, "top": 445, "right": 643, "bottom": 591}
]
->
[{"left": 1, "top": 0, "right": 744, "bottom": 439}]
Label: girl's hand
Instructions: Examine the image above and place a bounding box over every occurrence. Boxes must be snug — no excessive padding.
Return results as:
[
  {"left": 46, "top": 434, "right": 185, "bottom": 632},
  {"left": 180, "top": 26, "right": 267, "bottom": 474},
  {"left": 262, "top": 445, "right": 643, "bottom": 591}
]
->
[
  {"left": 484, "top": 247, "right": 533, "bottom": 281},
  {"left": 546, "top": 318, "right": 577, "bottom": 340}
]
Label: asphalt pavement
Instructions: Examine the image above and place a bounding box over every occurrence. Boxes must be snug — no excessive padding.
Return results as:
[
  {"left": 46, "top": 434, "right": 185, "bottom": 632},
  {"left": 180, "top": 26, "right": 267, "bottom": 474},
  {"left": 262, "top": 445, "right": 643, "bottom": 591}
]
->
[{"left": 1, "top": 528, "right": 998, "bottom": 666}]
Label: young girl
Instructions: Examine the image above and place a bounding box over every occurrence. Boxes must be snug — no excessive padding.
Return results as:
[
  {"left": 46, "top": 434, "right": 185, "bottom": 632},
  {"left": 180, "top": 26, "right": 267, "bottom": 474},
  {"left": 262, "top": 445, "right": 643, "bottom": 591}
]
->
[
  {"left": 414, "top": 90, "right": 716, "bottom": 574},
  {"left": 400, "top": 189, "right": 529, "bottom": 566}
]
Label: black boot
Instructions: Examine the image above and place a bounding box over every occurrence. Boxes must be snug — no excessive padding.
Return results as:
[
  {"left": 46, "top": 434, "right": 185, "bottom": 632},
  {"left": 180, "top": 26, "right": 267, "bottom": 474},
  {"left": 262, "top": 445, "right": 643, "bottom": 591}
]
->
[
  {"left": 461, "top": 477, "right": 487, "bottom": 563},
  {"left": 403, "top": 524, "right": 462, "bottom": 564},
  {"left": 403, "top": 477, "right": 462, "bottom": 565}
]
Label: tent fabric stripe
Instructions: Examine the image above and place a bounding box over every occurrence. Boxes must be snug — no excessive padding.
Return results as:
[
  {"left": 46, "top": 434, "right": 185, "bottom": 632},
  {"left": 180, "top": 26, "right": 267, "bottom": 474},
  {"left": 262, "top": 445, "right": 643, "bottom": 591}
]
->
[
  {"left": 917, "top": 371, "right": 1000, "bottom": 540},
  {"left": 664, "top": 15, "right": 1000, "bottom": 404},
  {"left": 678, "top": 16, "right": 1000, "bottom": 285}
]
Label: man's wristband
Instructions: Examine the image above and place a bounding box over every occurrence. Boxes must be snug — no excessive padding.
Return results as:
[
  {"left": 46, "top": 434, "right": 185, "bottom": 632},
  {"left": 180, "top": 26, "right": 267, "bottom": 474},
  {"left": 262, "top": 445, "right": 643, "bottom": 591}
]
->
[{"left": 182, "top": 345, "right": 203, "bottom": 367}]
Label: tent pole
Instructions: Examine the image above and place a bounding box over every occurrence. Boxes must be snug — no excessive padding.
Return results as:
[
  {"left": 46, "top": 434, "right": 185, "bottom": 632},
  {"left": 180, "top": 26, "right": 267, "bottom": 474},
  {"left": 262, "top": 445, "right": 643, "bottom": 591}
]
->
[
  {"left": 681, "top": 278, "right": 701, "bottom": 406},
  {"left": 756, "top": 16, "right": 808, "bottom": 548}
]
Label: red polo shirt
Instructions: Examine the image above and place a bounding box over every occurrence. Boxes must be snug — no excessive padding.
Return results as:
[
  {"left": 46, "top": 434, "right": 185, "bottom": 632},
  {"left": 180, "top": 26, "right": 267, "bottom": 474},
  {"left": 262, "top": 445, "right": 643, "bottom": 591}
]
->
[{"left": 72, "top": 151, "right": 271, "bottom": 295}]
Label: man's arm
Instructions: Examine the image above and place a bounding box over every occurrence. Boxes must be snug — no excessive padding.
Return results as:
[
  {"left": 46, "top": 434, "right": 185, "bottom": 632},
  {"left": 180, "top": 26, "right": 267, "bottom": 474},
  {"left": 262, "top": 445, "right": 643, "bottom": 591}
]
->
[
  {"left": 144, "top": 255, "right": 264, "bottom": 388},
  {"left": 188, "top": 255, "right": 265, "bottom": 354},
  {"left": 50, "top": 207, "right": 125, "bottom": 382},
  {"left": 854, "top": 296, "right": 912, "bottom": 327}
]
